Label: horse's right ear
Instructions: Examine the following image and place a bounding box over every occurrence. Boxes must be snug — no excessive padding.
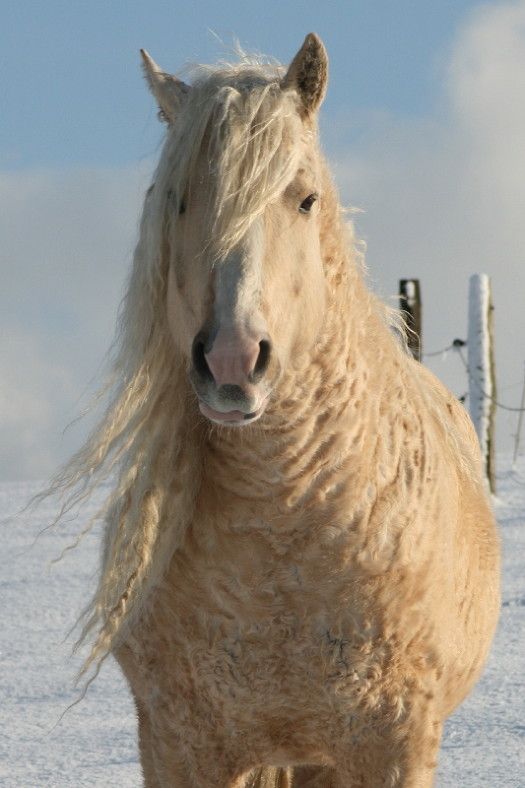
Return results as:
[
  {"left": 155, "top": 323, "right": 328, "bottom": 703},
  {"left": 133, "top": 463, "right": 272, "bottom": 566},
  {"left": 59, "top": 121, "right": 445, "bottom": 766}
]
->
[{"left": 140, "top": 49, "right": 190, "bottom": 124}]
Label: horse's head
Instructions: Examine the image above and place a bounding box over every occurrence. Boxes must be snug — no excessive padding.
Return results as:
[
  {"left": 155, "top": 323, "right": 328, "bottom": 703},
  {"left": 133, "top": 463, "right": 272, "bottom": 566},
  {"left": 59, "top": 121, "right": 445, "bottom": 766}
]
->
[{"left": 143, "top": 35, "right": 329, "bottom": 426}]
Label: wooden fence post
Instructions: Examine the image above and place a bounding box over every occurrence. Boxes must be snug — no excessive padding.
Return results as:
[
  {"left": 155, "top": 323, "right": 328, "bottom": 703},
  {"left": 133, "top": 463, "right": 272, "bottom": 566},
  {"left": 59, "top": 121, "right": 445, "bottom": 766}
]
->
[
  {"left": 467, "top": 274, "right": 496, "bottom": 493},
  {"left": 399, "top": 279, "right": 422, "bottom": 361}
]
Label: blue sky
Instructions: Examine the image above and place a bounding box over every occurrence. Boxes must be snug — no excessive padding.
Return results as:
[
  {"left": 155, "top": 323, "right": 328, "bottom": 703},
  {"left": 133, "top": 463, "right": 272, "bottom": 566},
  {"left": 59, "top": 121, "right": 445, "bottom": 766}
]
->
[
  {"left": 3, "top": 0, "right": 479, "bottom": 169},
  {"left": 2, "top": 0, "right": 525, "bottom": 479}
]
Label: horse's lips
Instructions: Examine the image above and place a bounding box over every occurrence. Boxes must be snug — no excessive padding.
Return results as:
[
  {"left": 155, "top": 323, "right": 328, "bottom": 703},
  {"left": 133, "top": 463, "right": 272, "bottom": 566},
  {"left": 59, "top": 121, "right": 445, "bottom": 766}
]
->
[{"left": 198, "top": 399, "right": 264, "bottom": 424}]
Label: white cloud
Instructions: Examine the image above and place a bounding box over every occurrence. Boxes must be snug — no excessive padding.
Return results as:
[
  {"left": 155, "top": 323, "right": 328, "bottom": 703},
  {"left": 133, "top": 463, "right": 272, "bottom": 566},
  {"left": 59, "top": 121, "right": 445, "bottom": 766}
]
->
[
  {"left": 0, "top": 328, "right": 77, "bottom": 479},
  {"left": 0, "top": 163, "right": 153, "bottom": 479},
  {"left": 332, "top": 1, "right": 525, "bottom": 454}
]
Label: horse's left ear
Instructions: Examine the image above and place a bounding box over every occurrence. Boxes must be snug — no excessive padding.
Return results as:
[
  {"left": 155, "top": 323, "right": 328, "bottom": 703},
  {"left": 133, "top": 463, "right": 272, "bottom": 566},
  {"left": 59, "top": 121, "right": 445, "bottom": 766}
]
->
[
  {"left": 140, "top": 49, "right": 190, "bottom": 124},
  {"left": 282, "top": 33, "right": 328, "bottom": 117}
]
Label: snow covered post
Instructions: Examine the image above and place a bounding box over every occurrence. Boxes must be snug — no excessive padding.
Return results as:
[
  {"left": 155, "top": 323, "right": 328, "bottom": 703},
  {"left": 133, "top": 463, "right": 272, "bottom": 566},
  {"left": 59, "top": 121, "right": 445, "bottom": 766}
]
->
[
  {"left": 399, "top": 279, "right": 422, "bottom": 361},
  {"left": 467, "top": 274, "right": 496, "bottom": 493},
  {"left": 512, "top": 363, "right": 525, "bottom": 464}
]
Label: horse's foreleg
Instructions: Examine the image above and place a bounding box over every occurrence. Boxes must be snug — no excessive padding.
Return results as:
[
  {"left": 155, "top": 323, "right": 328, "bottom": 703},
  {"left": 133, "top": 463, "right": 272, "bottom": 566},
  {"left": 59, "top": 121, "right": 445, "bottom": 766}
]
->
[
  {"left": 135, "top": 701, "right": 161, "bottom": 787},
  {"left": 240, "top": 766, "right": 293, "bottom": 787},
  {"left": 334, "top": 715, "right": 443, "bottom": 788},
  {"left": 130, "top": 697, "right": 221, "bottom": 787},
  {"left": 393, "top": 717, "right": 443, "bottom": 788},
  {"left": 290, "top": 765, "right": 338, "bottom": 786}
]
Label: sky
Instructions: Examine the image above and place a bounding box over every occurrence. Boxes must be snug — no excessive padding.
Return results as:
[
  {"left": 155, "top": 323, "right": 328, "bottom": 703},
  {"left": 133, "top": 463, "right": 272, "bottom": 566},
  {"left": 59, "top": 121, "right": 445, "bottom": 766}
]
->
[{"left": 2, "top": 0, "right": 525, "bottom": 480}]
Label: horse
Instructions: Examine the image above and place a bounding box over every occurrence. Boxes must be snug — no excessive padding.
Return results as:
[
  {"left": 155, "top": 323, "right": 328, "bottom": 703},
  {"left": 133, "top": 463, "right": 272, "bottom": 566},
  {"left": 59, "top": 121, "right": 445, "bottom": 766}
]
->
[{"left": 60, "top": 33, "right": 500, "bottom": 786}]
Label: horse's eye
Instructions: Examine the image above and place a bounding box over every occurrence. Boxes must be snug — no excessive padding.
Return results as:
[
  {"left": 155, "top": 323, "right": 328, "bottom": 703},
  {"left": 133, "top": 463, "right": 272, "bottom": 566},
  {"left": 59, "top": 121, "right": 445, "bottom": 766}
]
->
[
  {"left": 179, "top": 199, "right": 186, "bottom": 216},
  {"left": 299, "top": 193, "right": 318, "bottom": 214}
]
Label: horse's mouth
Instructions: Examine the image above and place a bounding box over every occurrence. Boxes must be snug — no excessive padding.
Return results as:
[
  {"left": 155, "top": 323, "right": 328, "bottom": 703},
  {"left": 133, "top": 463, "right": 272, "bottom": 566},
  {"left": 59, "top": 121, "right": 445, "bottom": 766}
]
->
[{"left": 198, "top": 399, "right": 267, "bottom": 426}]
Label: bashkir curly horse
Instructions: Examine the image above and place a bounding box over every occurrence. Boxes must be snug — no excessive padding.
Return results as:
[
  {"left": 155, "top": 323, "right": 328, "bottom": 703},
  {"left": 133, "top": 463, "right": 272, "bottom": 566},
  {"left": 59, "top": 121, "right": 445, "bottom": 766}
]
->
[{"left": 60, "top": 34, "right": 499, "bottom": 786}]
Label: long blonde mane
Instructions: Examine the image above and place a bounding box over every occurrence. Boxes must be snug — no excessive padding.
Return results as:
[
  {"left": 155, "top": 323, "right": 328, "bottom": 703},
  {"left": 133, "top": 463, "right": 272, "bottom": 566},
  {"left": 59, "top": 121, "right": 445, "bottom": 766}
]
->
[
  {"left": 47, "top": 55, "right": 315, "bottom": 679},
  {"left": 45, "top": 52, "right": 481, "bottom": 688}
]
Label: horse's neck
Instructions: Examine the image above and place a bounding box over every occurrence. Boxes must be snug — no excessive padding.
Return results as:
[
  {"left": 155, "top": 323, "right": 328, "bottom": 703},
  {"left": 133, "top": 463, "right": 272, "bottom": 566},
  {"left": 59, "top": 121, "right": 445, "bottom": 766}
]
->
[{"left": 200, "top": 258, "right": 399, "bottom": 513}]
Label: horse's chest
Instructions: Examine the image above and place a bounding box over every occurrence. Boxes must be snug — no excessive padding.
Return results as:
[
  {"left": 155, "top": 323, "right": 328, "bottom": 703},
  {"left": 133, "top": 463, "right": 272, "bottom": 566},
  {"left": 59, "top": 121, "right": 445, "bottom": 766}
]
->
[
  {"left": 134, "top": 603, "right": 383, "bottom": 741},
  {"left": 130, "top": 524, "right": 395, "bottom": 731}
]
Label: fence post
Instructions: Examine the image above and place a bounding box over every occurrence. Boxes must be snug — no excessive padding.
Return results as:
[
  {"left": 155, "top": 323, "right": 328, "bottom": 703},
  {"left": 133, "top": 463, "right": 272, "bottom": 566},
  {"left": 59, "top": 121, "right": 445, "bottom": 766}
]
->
[
  {"left": 399, "top": 279, "right": 422, "bottom": 361},
  {"left": 513, "top": 362, "right": 525, "bottom": 464},
  {"left": 467, "top": 274, "right": 496, "bottom": 493}
]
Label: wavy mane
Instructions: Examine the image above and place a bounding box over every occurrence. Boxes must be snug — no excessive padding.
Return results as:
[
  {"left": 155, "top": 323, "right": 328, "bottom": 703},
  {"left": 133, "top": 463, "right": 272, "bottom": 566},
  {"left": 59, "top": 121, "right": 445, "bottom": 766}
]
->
[
  {"left": 41, "top": 52, "right": 481, "bottom": 691},
  {"left": 46, "top": 54, "right": 306, "bottom": 680}
]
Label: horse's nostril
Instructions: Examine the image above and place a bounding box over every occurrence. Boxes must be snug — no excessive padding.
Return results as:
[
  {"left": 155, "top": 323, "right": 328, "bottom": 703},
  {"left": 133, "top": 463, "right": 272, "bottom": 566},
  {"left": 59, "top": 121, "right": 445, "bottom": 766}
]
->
[
  {"left": 192, "top": 337, "right": 213, "bottom": 381},
  {"left": 253, "top": 339, "right": 271, "bottom": 380}
]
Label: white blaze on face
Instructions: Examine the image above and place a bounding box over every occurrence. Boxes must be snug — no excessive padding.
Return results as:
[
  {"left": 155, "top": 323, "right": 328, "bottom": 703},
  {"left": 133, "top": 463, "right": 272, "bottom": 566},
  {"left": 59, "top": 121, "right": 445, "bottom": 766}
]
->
[
  {"left": 205, "top": 219, "right": 268, "bottom": 387},
  {"left": 213, "top": 219, "right": 264, "bottom": 329}
]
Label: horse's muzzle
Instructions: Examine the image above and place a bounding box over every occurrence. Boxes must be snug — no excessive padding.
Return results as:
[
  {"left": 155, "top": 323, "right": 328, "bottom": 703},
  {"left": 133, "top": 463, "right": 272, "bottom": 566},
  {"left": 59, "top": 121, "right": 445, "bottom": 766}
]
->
[{"left": 190, "top": 329, "right": 274, "bottom": 425}]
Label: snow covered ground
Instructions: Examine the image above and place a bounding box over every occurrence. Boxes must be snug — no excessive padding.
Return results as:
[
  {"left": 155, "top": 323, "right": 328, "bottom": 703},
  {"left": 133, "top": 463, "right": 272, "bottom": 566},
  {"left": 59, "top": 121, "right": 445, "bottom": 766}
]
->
[{"left": 1, "top": 457, "right": 524, "bottom": 787}]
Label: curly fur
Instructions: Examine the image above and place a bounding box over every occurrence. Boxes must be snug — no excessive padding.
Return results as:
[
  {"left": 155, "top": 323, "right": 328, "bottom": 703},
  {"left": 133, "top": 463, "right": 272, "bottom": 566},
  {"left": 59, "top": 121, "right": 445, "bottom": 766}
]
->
[{"left": 50, "top": 37, "right": 500, "bottom": 787}]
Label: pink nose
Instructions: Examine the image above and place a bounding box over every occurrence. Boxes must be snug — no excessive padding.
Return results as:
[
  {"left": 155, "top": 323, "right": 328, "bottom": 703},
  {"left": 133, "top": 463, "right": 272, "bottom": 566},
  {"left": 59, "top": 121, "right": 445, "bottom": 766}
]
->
[{"left": 204, "top": 330, "right": 270, "bottom": 387}]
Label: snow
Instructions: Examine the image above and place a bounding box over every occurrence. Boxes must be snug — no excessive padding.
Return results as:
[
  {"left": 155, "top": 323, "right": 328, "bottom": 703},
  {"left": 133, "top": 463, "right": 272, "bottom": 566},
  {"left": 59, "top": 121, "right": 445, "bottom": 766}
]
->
[{"left": 1, "top": 457, "right": 524, "bottom": 787}]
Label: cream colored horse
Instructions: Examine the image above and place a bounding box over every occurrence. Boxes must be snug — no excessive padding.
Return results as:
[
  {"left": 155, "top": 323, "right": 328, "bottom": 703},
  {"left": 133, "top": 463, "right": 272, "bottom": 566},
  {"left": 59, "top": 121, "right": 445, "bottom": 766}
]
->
[{"left": 64, "top": 34, "right": 500, "bottom": 786}]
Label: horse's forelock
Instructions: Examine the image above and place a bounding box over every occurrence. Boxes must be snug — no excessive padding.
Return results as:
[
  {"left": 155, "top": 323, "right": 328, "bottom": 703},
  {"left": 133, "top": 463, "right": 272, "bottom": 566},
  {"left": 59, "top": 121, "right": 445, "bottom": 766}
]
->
[{"left": 155, "top": 60, "right": 306, "bottom": 261}]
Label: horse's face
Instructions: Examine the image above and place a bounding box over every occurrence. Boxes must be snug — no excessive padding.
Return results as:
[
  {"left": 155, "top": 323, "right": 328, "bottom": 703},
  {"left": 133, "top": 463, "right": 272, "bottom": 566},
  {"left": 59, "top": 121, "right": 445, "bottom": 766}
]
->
[
  {"left": 166, "top": 142, "right": 326, "bottom": 426},
  {"left": 144, "top": 35, "right": 329, "bottom": 426}
]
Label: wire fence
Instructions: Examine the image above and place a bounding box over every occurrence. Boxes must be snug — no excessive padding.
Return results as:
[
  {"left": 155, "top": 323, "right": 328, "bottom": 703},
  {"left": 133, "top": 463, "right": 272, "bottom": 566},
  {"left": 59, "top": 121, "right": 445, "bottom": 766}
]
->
[
  {"left": 421, "top": 338, "right": 525, "bottom": 463},
  {"left": 422, "top": 339, "right": 525, "bottom": 414}
]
